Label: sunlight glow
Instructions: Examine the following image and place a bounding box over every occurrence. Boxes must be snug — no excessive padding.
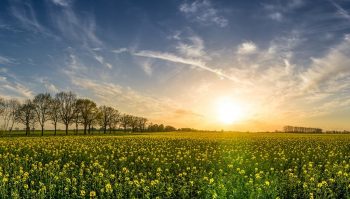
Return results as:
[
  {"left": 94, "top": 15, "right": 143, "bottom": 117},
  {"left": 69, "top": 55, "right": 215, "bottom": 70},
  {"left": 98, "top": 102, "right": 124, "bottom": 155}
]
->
[{"left": 215, "top": 97, "right": 246, "bottom": 124}]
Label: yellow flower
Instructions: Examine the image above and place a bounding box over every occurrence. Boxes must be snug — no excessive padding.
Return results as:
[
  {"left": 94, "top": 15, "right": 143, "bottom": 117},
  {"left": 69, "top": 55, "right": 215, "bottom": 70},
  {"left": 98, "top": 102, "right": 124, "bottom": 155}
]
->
[
  {"left": 80, "top": 190, "right": 86, "bottom": 196},
  {"left": 24, "top": 184, "right": 29, "bottom": 189},
  {"left": 90, "top": 191, "right": 96, "bottom": 197},
  {"left": 265, "top": 181, "right": 270, "bottom": 186},
  {"left": 209, "top": 178, "right": 214, "bottom": 184}
]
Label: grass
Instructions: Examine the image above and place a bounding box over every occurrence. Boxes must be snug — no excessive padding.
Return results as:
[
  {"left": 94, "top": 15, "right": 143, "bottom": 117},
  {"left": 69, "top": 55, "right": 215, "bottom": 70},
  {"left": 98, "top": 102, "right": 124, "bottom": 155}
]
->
[{"left": 0, "top": 132, "right": 349, "bottom": 198}]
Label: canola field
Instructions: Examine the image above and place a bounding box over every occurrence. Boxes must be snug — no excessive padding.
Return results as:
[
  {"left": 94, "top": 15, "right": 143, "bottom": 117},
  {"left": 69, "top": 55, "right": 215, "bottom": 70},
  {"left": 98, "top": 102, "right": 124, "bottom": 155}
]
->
[{"left": 0, "top": 132, "right": 349, "bottom": 198}]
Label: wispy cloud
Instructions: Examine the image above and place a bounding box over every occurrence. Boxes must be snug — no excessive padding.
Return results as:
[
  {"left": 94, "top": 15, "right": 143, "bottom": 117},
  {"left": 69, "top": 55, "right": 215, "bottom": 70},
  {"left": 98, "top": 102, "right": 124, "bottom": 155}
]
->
[
  {"left": 37, "top": 78, "right": 59, "bottom": 94},
  {"left": 0, "top": 56, "right": 15, "bottom": 65},
  {"left": 51, "top": 0, "right": 72, "bottom": 7},
  {"left": 0, "top": 70, "right": 33, "bottom": 99},
  {"left": 269, "top": 12, "right": 283, "bottom": 21},
  {"left": 139, "top": 59, "right": 153, "bottom": 76},
  {"left": 93, "top": 54, "right": 113, "bottom": 69},
  {"left": 133, "top": 50, "right": 244, "bottom": 83},
  {"left": 301, "top": 34, "right": 350, "bottom": 90},
  {"left": 179, "top": 0, "right": 228, "bottom": 27},
  {"left": 10, "top": 1, "right": 52, "bottom": 36},
  {"left": 61, "top": 52, "right": 186, "bottom": 121},
  {"left": 49, "top": 1, "right": 102, "bottom": 47},
  {"left": 237, "top": 41, "right": 258, "bottom": 55},
  {"left": 263, "top": 0, "right": 305, "bottom": 22},
  {"left": 112, "top": 48, "right": 128, "bottom": 54},
  {"left": 176, "top": 35, "right": 206, "bottom": 58},
  {"left": 330, "top": 0, "right": 350, "bottom": 21}
]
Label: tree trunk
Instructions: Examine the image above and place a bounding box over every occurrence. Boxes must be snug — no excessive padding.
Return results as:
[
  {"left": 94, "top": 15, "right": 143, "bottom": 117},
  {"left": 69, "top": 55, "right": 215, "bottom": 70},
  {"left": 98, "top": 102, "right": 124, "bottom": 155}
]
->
[
  {"left": 65, "top": 124, "right": 68, "bottom": 135},
  {"left": 54, "top": 124, "right": 57, "bottom": 136},
  {"left": 41, "top": 125, "right": 44, "bottom": 136},
  {"left": 26, "top": 124, "right": 30, "bottom": 136},
  {"left": 104, "top": 126, "right": 106, "bottom": 134},
  {"left": 84, "top": 125, "right": 87, "bottom": 135},
  {"left": 75, "top": 122, "right": 78, "bottom": 135},
  {"left": 9, "top": 121, "right": 14, "bottom": 134}
]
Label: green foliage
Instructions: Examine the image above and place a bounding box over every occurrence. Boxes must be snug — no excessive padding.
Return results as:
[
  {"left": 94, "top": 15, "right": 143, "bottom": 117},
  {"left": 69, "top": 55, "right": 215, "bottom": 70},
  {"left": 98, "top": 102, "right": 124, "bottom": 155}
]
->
[{"left": 0, "top": 132, "right": 349, "bottom": 198}]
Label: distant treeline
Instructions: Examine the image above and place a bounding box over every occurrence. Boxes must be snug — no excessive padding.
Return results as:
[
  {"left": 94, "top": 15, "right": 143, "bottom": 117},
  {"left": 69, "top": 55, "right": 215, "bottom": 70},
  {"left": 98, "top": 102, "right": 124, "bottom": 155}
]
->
[
  {"left": 283, "top": 125, "right": 350, "bottom": 134},
  {"left": 0, "top": 91, "right": 178, "bottom": 136},
  {"left": 283, "top": 126, "right": 322, "bottom": 133}
]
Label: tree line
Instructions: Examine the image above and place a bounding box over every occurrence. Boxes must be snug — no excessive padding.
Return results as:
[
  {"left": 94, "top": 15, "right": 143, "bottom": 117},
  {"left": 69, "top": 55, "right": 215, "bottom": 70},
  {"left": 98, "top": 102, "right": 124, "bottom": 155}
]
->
[
  {"left": 283, "top": 125, "right": 323, "bottom": 133},
  {"left": 0, "top": 91, "right": 176, "bottom": 136}
]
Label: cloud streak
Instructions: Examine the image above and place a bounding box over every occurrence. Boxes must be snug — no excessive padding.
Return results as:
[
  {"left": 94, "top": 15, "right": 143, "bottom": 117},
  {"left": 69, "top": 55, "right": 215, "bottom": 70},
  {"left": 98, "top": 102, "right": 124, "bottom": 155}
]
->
[
  {"left": 133, "top": 50, "right": 245, "bottom": 84},
  {"left": 179, "top": 0, "right": 228, "bottom": 27}
]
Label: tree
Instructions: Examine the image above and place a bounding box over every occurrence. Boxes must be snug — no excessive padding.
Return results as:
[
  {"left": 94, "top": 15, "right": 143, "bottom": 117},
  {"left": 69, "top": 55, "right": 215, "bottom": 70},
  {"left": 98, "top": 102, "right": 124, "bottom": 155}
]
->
[
  {"left": 98, "top": 106, "right": 114, "bottom": 134},
  {"left": 15, "top": 100, "right": 36, "bottom": 136},
  {"left": 33, "top": 93, "right": 52, "bottom": 136},
  {"left": 1, "top": 99, "right": 20, "bottom": 133},
  {"left": 120, "top": 114, "right": 131, "bottom": 132},
  {"left": 129, "top": 116, "right": 139, "bottom": 132},
  {"left": 76, "top": 99, "right": 98, "bottom": 135},
  {"left": 73, "top": 100, "right": 82, "bottom": 135},
  {"left": 158, "top": 124, "right": 165, "bottom": 132},
  {"left": 165, "top": 125, "right": 176, "bottom": 132},
  {"left": 56, "top": 91, "right": 77, "bottom": 135},
  {"left": 48, "top": 98, "right": 60, "bottom": 136},
  {"left": 137, "top": 117, "right": 147, "bottom": 132},
  {"left": 0, "top": 97, "right": 4, "bottom": 116},
  {"left": 108, "top": 109, "right": 120, "bottom": 133}
]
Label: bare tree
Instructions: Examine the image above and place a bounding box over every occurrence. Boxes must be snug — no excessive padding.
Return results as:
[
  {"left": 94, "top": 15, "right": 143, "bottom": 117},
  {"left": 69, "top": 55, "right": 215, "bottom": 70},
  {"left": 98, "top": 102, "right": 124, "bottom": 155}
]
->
[
  {"left": 98, "top": 106, "right": 119, "bottom": 134},
  {"left": 1, "top": 99, "right": 20, "bottom": 133},
  {"left": 15, "top": 100, "right": 36, "bottom": 136},
  {"left": 120, "top": 114, "right": 131, "bottom": 132},
  {"left": 33, "top": 93, "right": 52, "bottom": 136},
  {"left": 48, "top": 98, "right": 60, "bottom": 135},
  {"left": 129, "top": 116, "right": 139, "bottom": 132},
  {"left": 77, "top": 99, "right": 98, "bottom": 135},
  {"left": 138, "top": 117, "right": 148, "bottom": 132},
  {"left": 99, "top": 106, "right": 111, "bottom": 134},
  {"left": 0, "top": 97, "right": 4, "bottom": 116},
  {"left": 108, "top": 109, "right": 120, "bottom": 133},
  {"left": 73, "top": 100, "right": 82, "bottom": 135},
  {"left": 56, "top": 91, "right": 77, "bottom": 135}
]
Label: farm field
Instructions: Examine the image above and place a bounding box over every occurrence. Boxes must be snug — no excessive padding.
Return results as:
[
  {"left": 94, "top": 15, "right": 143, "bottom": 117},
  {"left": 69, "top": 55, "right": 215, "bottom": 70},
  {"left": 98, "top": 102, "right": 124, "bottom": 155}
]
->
[{"left": 0, "top": 132, "right": 349, "bottom": 198}]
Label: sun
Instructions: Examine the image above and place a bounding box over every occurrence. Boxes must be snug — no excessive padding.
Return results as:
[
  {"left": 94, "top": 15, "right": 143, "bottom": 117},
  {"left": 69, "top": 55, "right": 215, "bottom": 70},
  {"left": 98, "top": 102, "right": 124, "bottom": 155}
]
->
[{"left": 215, "top": 97, "right": 245, "bottom": 124}]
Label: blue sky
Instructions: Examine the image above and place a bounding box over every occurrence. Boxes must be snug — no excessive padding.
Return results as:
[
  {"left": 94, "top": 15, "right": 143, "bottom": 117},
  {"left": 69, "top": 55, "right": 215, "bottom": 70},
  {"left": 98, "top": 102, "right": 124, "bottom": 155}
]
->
[{"left": 1, "top": 0, "right": 350, "bottom": 130}]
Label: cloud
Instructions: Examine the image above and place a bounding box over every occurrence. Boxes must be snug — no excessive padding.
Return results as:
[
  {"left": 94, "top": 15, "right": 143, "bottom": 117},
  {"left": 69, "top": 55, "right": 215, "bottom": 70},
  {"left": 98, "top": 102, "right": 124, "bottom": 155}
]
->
[
  {"left": 49, "top": 1, "right": 102, "bottom": 47},
  {"left": 38, "top": 78, "right": 59, "bottom": 93},
  {"left": 61, "top": 52, "right": 183, "bottom": 119},
  {"left": 139, "top": 60, "right": 153, "bottom": 76},
  {"left": 176, "top": 35, "right": 206, "bottom": 58},
  {"left": 263, "top": 0, "right": 305, "bottom": 22},
  {"left": 112, "top": 48, "right": 128, "bottom": 54},
  {"left": 0, "top": 56, "right": 15, "bottom": 64},
  {"left": 179, "top": 0, "right": 228, "bottom": 27},
  {"left": 301, "top": 35, "right": 350, "bottom": 90},
  {"left": 105, "top": 63, "right": 113, "bottom": 69},
  {"left": 10, "top": 1, "right": 51, "bottom": 35},
  {"left": 237, "top": 41, "right": 258, "bottom": 55},
  {"left": 330, "top": 0, "right": 350, "bottom": 21},
  {"left": 269, "top": 12, "right": 283, "bottom": 21},
  {"left": 93, "top": 54, "right": 113, "bottom": 69},
  {"left": 51, "top": 0, "right": 71, "bottom": 7},
  {"left": 133, "top": 50, "right": 244, "bottom": 83},
  {"left": 0, "top": 74, "right": 33, "bottom": 99}
]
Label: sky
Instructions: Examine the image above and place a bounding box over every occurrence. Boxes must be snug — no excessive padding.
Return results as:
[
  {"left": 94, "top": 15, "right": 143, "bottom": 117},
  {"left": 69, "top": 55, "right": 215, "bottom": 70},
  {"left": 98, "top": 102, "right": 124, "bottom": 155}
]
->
[{"left": 1, "top": 0, "right": 350, "bottom": 131}]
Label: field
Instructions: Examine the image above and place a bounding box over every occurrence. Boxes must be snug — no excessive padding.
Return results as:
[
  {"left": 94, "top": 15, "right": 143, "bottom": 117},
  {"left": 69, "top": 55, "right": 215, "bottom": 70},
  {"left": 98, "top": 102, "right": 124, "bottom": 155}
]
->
[{"left": 0, "top": 132, "right": 349, "bottom": 198}]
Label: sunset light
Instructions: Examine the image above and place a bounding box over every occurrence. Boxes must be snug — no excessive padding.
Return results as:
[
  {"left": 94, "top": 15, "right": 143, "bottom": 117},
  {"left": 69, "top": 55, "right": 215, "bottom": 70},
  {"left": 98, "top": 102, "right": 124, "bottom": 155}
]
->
[{"left": 215, "top": 97, "right": 245, "bottom": 124}]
